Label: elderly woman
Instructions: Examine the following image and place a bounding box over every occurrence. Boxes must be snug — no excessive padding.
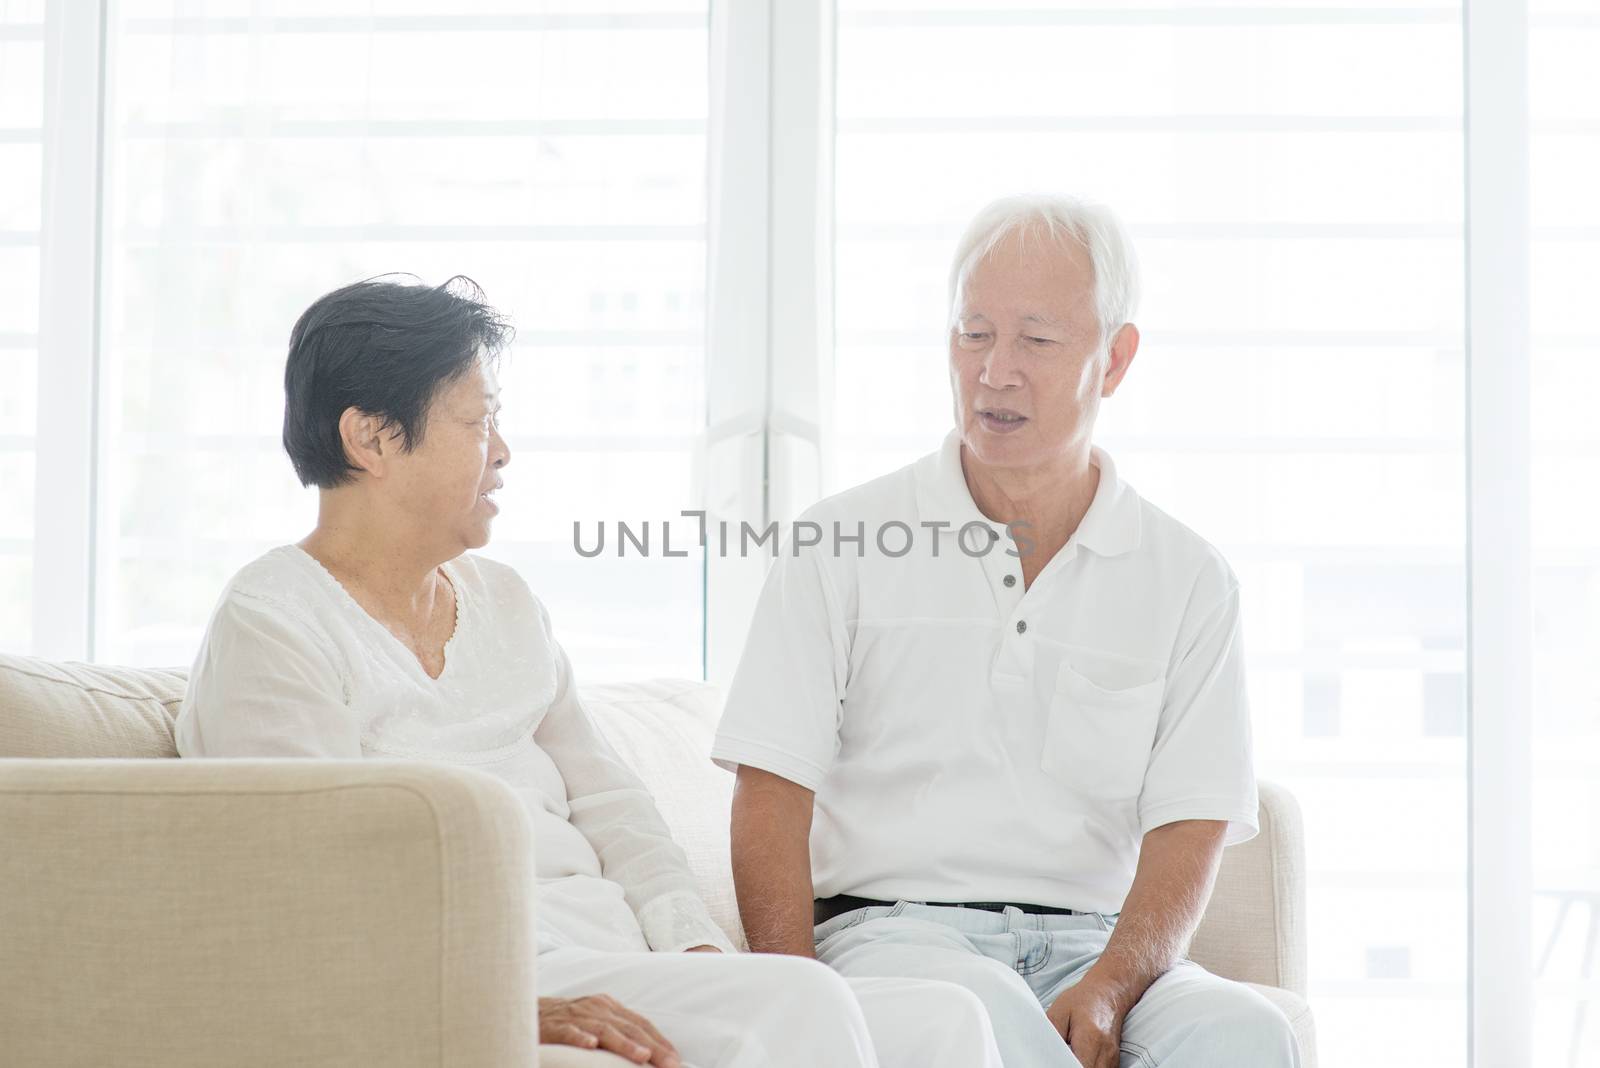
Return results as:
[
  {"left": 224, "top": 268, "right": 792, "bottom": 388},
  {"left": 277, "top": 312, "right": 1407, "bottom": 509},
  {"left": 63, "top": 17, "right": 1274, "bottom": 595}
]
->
[{"left": 174, "top": 277, "right": 1001, "bottom": 1068}]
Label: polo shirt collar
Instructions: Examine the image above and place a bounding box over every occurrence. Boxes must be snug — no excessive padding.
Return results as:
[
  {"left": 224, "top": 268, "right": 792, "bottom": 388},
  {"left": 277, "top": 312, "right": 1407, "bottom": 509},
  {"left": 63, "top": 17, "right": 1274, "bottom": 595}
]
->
[{"left": 913, "top": 429, "right": 1142, "bottom": 558}]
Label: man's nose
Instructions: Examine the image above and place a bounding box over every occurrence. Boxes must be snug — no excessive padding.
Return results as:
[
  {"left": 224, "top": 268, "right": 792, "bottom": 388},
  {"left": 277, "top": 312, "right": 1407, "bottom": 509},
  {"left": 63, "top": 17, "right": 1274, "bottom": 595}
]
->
[{"left": 978, "top": 334, "right": 1025, "bottom": 388}]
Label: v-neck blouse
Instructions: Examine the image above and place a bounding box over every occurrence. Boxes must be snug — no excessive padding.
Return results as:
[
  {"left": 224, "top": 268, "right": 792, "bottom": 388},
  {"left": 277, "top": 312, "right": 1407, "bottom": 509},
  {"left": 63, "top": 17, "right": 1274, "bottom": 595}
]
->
[
  {"left": 174, "top": 545, "right": 735, "bottom": 957},
  {"left": 291, "top": 546, "right": 466, "bottom": 687}
]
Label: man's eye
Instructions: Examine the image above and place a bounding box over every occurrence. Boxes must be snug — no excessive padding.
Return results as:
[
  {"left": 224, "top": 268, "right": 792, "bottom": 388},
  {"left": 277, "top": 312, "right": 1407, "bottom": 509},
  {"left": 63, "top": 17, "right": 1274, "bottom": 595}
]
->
[
  {"left": 1024, "top": 336, "right": 1056, "bottom": 345},
  {"left": 962, "top": 332, "right": 990, "bottom": 342}
]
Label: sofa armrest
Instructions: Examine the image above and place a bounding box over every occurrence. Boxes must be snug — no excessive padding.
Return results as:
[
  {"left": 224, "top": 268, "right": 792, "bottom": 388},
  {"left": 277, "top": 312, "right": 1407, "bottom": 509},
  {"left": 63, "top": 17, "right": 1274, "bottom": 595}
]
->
[
  {"left": 0, "top": 758, "right": 539, "bottom": 1067},
  {"left": 1186, "top": 779, "right": 1307, "bottom": 996},
  {"left": 538, "top": 1050, "right": 640, "bottom": 1068}
]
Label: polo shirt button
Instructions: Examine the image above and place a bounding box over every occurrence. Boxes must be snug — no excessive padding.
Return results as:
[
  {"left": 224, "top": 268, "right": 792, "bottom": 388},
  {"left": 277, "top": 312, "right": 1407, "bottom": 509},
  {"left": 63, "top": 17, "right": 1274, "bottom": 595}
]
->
[
  {"left": 1016, "top": 620, "right": 1027, "bottom": 634},
  {"left": 1003, "top": 574, "right": 1017, "bottom": 588}
]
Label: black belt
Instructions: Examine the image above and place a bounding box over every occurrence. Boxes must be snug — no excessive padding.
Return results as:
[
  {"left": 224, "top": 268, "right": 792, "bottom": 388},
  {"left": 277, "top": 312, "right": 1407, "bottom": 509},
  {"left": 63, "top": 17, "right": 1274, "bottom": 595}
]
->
[{"left": 814, "top": 894, "right": 1087, "bottom": 926}]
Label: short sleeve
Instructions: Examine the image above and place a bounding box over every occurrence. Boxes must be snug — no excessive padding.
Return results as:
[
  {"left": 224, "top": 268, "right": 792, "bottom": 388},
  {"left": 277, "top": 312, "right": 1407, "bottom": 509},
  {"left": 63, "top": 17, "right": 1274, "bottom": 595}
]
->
[
  {"left": 710, "top": 539, "right": 849, "bottom": 792},
  {"left": 174, "top": 592, "right": 362, "bottom": 759},
  {"left": 1137, "top": 581, "right": 1259, "bottom": 845}
]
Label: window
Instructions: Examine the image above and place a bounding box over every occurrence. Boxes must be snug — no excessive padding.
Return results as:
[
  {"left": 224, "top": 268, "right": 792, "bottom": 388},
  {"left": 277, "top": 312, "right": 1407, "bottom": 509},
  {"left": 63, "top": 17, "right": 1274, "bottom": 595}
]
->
[
  {"left": 0, "top": 0, "right": 43, "bottom": 654},
  {"left": 832, "top": 4, "right": 1469, "bottom": 1063},
  {"left": 1529, "top": 2, "right": 1600, "bottom": 1063},
  {"left": 96, "top": 0, "right": 710, "bottom": 679}
]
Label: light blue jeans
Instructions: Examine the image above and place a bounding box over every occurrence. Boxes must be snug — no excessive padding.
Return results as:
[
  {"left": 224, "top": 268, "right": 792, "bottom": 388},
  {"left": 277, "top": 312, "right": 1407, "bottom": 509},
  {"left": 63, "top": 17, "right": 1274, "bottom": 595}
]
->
[{"left": 814, "top": 901, "right": 1300, "bottom": 1068}]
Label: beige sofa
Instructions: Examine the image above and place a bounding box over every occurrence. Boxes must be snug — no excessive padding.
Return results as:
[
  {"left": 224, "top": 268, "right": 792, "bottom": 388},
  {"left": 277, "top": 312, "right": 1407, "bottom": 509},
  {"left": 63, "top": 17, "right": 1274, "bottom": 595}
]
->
[{"left": 0, "top": 653, "right": 1315, "bottom": 1066}]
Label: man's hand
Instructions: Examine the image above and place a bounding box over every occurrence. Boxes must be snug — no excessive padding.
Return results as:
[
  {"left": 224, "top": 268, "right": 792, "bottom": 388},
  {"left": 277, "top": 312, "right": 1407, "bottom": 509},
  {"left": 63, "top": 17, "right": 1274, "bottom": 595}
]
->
[
  {"left": 538, "top": 994, "right": 682, "bottom": 1067},
  {"left": 684, "top": 944, "right": 722, "bottom": 953},
  {"left": 1046, "top": 975, "right": 1133, "bottom": 1068},
  {"left": 1044, "top": 819, "right": 1228, "bottom": 1067}
]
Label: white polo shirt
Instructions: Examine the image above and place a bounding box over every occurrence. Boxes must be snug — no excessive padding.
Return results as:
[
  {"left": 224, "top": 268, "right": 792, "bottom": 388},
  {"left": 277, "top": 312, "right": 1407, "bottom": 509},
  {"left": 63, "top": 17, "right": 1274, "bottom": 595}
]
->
[{"left": 711, "top": 429, "right": 1258, "bottom": 915}]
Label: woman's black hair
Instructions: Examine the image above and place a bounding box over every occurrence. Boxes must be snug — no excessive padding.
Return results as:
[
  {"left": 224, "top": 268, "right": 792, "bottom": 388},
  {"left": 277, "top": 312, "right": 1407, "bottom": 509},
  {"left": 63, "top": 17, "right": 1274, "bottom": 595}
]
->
[{"left": 281, "top": 274, "right": 513, "bottom": 488}]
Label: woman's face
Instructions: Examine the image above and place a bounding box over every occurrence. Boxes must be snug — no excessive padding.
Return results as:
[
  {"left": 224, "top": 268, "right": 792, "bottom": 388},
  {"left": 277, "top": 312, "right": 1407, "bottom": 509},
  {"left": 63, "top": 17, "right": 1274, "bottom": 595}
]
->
[{"left": 384, "top": 358, "right": 510, "bottom": 555}]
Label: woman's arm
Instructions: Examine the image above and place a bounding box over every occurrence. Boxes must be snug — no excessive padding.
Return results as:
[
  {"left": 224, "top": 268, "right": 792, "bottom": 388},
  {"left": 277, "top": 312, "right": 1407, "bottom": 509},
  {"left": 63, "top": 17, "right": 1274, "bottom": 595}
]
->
[
  {"left": 175, "top": 591, "right": 361, "bottom": 758},
  {"left": 531, "top": 613, "right": 735, "bottom": 955}
]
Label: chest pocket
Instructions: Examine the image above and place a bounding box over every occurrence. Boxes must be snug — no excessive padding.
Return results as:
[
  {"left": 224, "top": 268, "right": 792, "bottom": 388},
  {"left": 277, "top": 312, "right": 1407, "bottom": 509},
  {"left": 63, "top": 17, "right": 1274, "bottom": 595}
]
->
[{"left": 1040, "top": 658, "right": 1165, "bottom": 801}]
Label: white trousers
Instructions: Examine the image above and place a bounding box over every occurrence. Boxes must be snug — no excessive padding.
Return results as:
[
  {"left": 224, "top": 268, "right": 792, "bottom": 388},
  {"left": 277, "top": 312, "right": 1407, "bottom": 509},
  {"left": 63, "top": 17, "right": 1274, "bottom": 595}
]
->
[
  {"left": 539, "top": 945, "right": 1004, "bottom": 1068},
  {"left": 814, "top": 903, "right": 1300, "bottom": 1068}
]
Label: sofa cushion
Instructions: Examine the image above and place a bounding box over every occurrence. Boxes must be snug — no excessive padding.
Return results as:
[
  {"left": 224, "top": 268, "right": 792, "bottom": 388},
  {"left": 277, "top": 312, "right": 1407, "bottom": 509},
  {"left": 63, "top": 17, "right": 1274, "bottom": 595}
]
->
[
  {"left": 1244, "top": 982, "right": 1318, "bottom": 1068},
  {"left": 0, "top": 655, "right": 1311, "bottom": 1061},
  {"left": 0, "top": 654, "right": 185, "bottom": 758},
  {"left": 0, "top": 654, "right": 748, "bottom": 947}
]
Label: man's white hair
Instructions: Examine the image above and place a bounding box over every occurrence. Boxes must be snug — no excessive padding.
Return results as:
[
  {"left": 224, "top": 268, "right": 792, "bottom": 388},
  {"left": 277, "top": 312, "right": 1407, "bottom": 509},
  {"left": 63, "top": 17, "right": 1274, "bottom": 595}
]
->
[{"left": 947, "top": 193, "right": 1140, "bottom": 346}]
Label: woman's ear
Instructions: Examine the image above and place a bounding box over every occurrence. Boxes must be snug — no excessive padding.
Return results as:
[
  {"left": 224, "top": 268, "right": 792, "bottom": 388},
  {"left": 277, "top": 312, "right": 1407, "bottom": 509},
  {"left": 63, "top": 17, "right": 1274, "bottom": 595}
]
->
[{"left": 337, "top": 406, "right": 388, "bottom": 478}]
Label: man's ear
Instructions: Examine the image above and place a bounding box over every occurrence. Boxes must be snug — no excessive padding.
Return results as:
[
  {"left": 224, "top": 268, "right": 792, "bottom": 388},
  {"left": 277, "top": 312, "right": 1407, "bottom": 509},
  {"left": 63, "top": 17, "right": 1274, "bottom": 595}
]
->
[
  {"left": 1101, "top": 323, "right": 1140, "bottom": 398},
  {"left": 337, "top": 407, "right": 388, "bottom": 478}
]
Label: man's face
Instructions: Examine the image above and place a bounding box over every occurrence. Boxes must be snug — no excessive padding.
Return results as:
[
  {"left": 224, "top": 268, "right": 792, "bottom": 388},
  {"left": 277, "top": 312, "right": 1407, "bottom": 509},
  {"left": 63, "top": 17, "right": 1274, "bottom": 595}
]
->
[
  {"left": 948, "top": 229, "right": 1115, "bottom": 471},
  {"left": 383, "top": 359, "right": 509, "bottom": 553}
]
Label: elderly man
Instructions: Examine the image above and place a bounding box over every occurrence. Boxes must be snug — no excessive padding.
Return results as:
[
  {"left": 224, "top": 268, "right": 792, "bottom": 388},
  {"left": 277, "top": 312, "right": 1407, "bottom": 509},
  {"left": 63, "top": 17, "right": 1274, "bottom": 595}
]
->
[{"left": 711, "top": 194, "right": 1299, "bottom": 1068}]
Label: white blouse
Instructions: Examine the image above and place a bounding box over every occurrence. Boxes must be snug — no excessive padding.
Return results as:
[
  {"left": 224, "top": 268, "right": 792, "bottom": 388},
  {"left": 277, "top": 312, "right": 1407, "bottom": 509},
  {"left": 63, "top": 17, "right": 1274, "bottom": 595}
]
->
[{"left": 174, "top": 545, "right": 735, "bottom": 957}]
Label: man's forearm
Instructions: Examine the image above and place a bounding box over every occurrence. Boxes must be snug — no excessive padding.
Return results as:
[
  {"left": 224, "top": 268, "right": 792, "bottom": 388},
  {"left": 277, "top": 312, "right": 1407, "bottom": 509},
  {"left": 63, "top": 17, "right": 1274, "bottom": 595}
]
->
[
  {"left": 1084, "top": 819, "right": 1227, "bottom": 1011},
  {"left": 729, "top": 766, "right": 818, "bottom": 957}
]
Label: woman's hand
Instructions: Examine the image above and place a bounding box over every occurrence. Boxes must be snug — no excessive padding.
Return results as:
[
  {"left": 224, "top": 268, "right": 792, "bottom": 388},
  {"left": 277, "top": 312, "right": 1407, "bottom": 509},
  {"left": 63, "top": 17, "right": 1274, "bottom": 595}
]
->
[
  {"left": 539, "top": 994, "right": 682, "bottom": 1067},
  {"left": 684, "top": 944, "right": 722, "bottom": 953}
]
